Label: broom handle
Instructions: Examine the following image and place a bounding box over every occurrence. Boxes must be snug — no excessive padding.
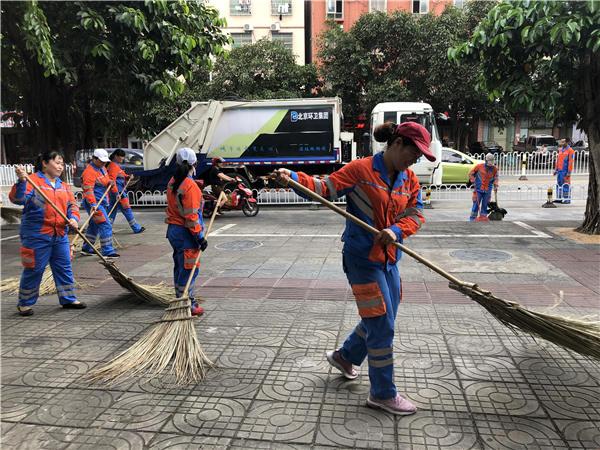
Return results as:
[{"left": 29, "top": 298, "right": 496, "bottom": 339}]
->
[
  {"left": 24, "top": 174, "right": 109, "bottom": 264},
  {"left": 283, "top": 176, "right": 469, "bottom": 288},
  {"left": 181, "top": 190, "right": 226, "bottom": 298},
  {"left": 71, "top": 183, "right": 112, "bottom": 246},
  {"left": 107, "top": 177, "right": 133, "bottom": 218}
]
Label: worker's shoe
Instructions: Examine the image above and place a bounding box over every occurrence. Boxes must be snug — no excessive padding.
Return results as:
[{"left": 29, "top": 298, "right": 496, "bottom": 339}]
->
[
  {"left": 104, "top": 253, "right": 120, "bottom": 259},
  {"left": 191, "top": 301, "right": 205, "bottom": 317},
  {"left": 62, "top": 301, "right": 87, "bottom": 309},
  {"left": 326, "top": 350, "right": 358, "bottom": 380},
  {"left": 80, "top": 250, "right": 95, "bottom": 256},
  {"left": 134, "top": 226, "right": 145, "bottom": 234},
  {"left": 367, "top": 394, "right": 417, "bottom": 416},
  {"left": 475, "top": 216, "right": 489, "bottom": 222},
  {"left": 17, "top": 306, "right": 33, "bottom": 317}
]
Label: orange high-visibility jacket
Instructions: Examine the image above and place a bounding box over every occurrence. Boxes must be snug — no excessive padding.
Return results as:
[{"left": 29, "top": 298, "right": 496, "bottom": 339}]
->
[
  {"left": 81, "top": 163, "right": 112, "bottom": 206},
  {"left": 165, "top": 176, "right": 204, "bottom": 236},
  {"left": 289, "top": 152, "right": 424, "bottom": 265},
  {"left": 469, "top": 163, "right": 498, "bottom": 192},
  {"left": 556, "top": 146, "right": 574, "bottom": 173}
]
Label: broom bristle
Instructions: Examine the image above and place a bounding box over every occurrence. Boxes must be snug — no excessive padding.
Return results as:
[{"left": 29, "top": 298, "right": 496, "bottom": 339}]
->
[
  {"left": 450, "top": 282, "right": 600, "bottom": 360},
  {"left": 101, "top": 261, "right": 174, "bottom": 306},
  {"left": 87, "top": 297, "right": 213, "bottom": 385},
  {"left": 1, "top": 267, "right": 89, "bottom": 296}
]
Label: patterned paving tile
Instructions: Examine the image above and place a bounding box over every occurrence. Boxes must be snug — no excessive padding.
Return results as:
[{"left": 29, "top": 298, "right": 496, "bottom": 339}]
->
[
  {"left": 270, "top": 347, "right": 332, "bottom": 374},
  {"left": 532, "top": 384, "right": 600, "bottom": 420},
  {"left": 515, "top": 356, "right": 598, "bottom": 387},
  {"left": 41, "top": 321, "right": 106, "bottom": 339},
  {"left": 463, "top": 380, "right": 545, "bottom": 417},
  {"left": 553, "top": 420, "right": 600, "bottom": 450},
  {"left": 284, "top": 328, "right": 338, "bottom": 349},
  {"left": 316, "top": 402, "right": 396, "bottom": 449},
  {"left": 395, "top": 377, "right": 469, "bottom": 413},
  {"left": 2, "top": 337, "right": 74, "bottom": 359},
  {"left": 84, "top": 321, "right": 149, "bottom": 341},
  {"left": 230, "top": 327, "right": 289, "bottom": 348},
  {"left": 1, "top": 319, "right": 63, "bottom": 337},
  {"left": 324, "top": 376, "right": 370, "bottom": 406},
  {"left": 0, "top": 423, "right": 155, "bottom": 449},
  {"left": 1, "top": 386, "right": 60, "bottom": 422},
  {"left": 438, "top": 317, "right": 498, "bottom": 337},
  {"left": 473, "top": 414, "right": 567, "bottom": 449},
  {"left": 500, "top": 335, "right": 576, "bottom": 359},
  {"left": 27, "top": 388, "right": 115, "bottom": 427},
  {"left": 453, "top": 356, "right": 525, "bottom": 383},
  {"left": 191, "top": 368, "right": 267, "bottom": 399},
  {"left": 236, "top": 401, "right": 319, "bottom": 444},
  {"left": 228, "top": 438, "right": 312, "bottom": 449},
  {"left": 18, "top": 359, "right": 96, "bottom": 389},
  {"left": 216, "top": 346, "right": 277, "bottom": 370},
  {"left": 148, "top": 434, "right": 232, "bottom": 449},
  {"left": 397, "top": 411, "right": 481, "bottom": 450},
  {"left": 162, "top": 396, "right": 250, "bottom": 437},
  {"left": 257, "top": 370, "right": 328, "bottom": 403},
  {"left": 91, "top": 392, "right": 186, "bottom": 432},
  {"left": 0, "top": 357, "right": 43, "bottom": 385},
  {"left": 446, "top": 335, "right": 507, "bottom": 357},
  {"left": 395, "top": 333, "right": 449, "bottom": 354},
  {"left": 393, "top": 353, "right": 457, "bottom": 380},
  {"left": 194, "top": 324, "right": 241, "bottom": 346}
]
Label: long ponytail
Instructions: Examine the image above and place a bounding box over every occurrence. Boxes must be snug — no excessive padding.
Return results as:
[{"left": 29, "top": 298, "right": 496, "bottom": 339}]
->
[{"left": 172, "top": 161, "right": 192, "bottom": 192}]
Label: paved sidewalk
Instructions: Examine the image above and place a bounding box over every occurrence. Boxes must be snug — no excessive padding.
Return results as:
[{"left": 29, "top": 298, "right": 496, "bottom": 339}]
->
[{"left": 1, "top": 208, "right": 599, "bottom": 449}]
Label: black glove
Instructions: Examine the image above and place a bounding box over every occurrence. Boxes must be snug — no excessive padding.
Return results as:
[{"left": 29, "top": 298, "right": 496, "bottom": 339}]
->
[{"left": 196, "top": 236, "right": 208, "bottom": 252}]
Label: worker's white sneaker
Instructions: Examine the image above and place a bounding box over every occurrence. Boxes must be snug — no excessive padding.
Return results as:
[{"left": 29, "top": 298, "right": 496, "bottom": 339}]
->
[
  {"left": 366, "top": 394, "right": 417, "bottom": 416},
  {"left": 326, "top": 350, "right": 358, "bottom": 380}
]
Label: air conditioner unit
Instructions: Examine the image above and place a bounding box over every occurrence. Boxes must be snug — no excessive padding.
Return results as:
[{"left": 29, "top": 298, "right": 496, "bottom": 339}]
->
[
  {"left": 270, "top": 22, "right": 280, "bottom": 32},
  {"left": 243, "top": 24, "right": 253, "bottom": 32}
]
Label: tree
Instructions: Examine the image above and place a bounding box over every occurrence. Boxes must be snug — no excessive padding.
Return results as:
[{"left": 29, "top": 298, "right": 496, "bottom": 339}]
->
[
  {"left": 450, "top": 0, "right": 600, "bottom": 234},
  {"left": 1, "top": 0, "right": 229, "bottom": 158},
  {"left": 317, "top": 4, "right": 508, "bottom": 146},
  {"left": 208, "top": 38, "right": 320, "bottom": 101}
]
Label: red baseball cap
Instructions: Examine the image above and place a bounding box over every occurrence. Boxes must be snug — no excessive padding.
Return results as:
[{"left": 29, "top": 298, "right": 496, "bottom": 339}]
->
[{"left": 395, "top": 122, "right": 435, "bottom": 162}]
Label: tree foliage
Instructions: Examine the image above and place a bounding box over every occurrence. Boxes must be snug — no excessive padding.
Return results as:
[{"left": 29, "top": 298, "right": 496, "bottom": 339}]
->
[
  {"left": 317, "top": 3, "right": 508, "bottom": 147},
  {"left": 451, "top": 0, "right": 600, "bottom": 233},
  {"left": 1, "top": 0, "right": 229, "bottom": 156}
]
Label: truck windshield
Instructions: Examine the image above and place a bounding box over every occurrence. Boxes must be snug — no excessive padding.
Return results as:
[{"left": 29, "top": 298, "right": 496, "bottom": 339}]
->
[
  {"left": 400, "top": 113, "right": 434, "bottom": 136},
  {"left": 537, "top": 137, "right": 557, "bottom": 146}
]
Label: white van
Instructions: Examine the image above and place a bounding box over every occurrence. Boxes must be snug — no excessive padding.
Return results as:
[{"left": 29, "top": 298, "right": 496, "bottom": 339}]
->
[{"left": 370, "top": 102, "right": 443, "bottom": 185}]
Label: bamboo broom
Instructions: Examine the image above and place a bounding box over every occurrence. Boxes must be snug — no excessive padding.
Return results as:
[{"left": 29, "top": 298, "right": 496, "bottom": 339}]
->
[
  {"left": 87, "top": 191, "right": 226, "bottom": 385},
  {"left": 0, "top": 182, "right": 112, "bottom": 297},
  {"left": 22, "top": 174, "right": 173, "bottom": 306},
  {"left": 279, "top": 175, "right": 600, "bottom": 361}
]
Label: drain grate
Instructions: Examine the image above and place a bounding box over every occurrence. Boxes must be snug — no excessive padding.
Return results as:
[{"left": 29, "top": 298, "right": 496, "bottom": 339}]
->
[{"left": 214, "top": 240, "right": 263, "bottom": 251}]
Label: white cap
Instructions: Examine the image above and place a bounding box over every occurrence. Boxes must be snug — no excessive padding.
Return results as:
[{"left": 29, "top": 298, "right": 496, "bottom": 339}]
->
[
  {"left": 93, "top": 148, "right": 110, "bottom": 162},
  {"left": 485, "top": 153, "right": 495, "bottom": 162},
  {"left": 176, "top": 147, "right": 197, "bottom": 166}
]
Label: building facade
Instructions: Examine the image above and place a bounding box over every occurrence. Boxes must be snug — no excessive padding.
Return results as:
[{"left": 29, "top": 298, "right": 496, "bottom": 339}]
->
[{"left": 210, "top": 0, "right": 306, "bottom": 64}]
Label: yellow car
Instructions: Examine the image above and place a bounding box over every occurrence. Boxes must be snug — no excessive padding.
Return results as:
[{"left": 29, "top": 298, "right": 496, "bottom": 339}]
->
[{"left": 441, "top": 148, "right": 484, "bottom": 184}]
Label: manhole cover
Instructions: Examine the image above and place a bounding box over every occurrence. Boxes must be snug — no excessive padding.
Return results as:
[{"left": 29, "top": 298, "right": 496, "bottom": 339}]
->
[
  {"left": 450, "top": 249, "right": 512, "bottom": 262},
  {"left": 214, "top": 240, "right": 262, "bottom": 251}
]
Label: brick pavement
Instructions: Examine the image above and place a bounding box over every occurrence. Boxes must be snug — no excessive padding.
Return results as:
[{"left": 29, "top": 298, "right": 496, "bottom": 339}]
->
[{"left": 1, "top": 210, "right": 599, "bottom": 449}]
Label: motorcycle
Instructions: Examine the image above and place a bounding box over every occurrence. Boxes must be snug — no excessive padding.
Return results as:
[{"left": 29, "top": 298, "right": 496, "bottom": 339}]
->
[{"left": 202, "top": 177, "right": 259, "bottom": 217}]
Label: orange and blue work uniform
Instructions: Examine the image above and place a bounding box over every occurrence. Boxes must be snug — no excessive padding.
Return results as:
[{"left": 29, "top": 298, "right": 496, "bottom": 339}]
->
[
  {"left": 80, "top": 163, "right": 116, "bottom": 255},
  {"left": 288, "top": 151, "right": 425, "bottom": 401},
  {"left": 107, "top": 161, "right": 142, "bottom": 232},
  {"left": 9, "top": 172, "right": 80, "bottom": 307},
  {"left": 468, "top": 163, "right": 498, "bottom": 221},
  {"left": 165, "top": 176, "right": 205, "bottom": 304},
  {"left": 555, "top": 145, "right": 574, "bottom": 203}
]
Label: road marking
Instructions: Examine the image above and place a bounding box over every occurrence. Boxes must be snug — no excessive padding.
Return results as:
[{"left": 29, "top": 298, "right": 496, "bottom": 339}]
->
[
  {"left": 0, "top": 234, "right": 20, "bottom": 242},
  {"left": 514, "top": 221, "right": 552, "bottom": 237},
  {"left": 209, "top": 223, "right": 237, "bottom": 236}
]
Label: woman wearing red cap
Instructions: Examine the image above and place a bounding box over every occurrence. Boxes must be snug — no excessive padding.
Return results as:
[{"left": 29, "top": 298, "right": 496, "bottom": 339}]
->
[{"left": 276, "top": 121, "right": 434, "bottom": 415}]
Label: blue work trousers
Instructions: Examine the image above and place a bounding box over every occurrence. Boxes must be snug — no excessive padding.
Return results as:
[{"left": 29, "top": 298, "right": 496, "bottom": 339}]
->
[
  {"left": 81, "top": 201, "right": 115, "bottom": 255},
  {"left": 470, "top": 190, "right": 492, "bottom": 221},
  {"left": 166, "top": 224, "right": 200, "bottom": 301}
]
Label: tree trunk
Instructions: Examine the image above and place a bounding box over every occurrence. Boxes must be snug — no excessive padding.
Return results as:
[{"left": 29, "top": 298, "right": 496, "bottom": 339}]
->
[{"left": 575, "top": 123, "right": 600, "bottom": 234}]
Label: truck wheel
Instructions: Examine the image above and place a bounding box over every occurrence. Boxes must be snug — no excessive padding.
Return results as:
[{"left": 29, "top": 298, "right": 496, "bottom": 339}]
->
[{"left": 242, "top": 201, "right": 259, "bottom": 217}]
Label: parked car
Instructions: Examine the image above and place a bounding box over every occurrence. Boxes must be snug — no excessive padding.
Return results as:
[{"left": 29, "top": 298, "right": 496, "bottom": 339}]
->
[
  {"left": 571, "top": 140, "right": 588, "bottom": 152},
  {"left": 441, "top": 148, "right": 484, "bottom": 184},
  {"left": 72, "top": 148, "right": 144, "bottom": 187},
  {"left": 512, "top": 134, "right": 558, "bottom": 153},
  {"left": 468, "top": 141, "right": 504, "bottom": 155}
]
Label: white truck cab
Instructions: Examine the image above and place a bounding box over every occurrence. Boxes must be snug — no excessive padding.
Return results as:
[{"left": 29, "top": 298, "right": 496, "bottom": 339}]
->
[{"left": 370, "top": 102, "right": 443, "bottom": 185}]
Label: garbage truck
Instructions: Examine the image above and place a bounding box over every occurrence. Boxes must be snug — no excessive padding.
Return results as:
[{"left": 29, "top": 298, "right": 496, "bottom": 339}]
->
[{"left": 140, "top": 97, "right": 354, "bottom": 190}]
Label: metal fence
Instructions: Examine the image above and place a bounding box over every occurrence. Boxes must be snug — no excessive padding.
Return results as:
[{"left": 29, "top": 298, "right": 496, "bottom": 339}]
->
[{"left": 0, "top": 151, "right": 589, "bottom": 186}]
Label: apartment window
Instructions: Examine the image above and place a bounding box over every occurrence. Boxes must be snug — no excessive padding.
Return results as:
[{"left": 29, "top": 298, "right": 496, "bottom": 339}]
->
[
  {"left": 271, "top": 32, "right": 293, "bottom": 51},
  {"left": 231, "top": 33, "right": 253, "bottom": 48},
  {"left": 271, "top": 0, "right": 292, "bottom": 15},
  {"left": 454, "top": 0, "right": 464, "bottom": 8},
  {"left": 230, "top": 0, "right": 251, "bottom": 15},
  {"left": 327, "top": 0, "right": 343, "bottom": 20},
  {"left": 370, "top": 0, "right": 386, "bottom": 12},
  {"left": 412, "top": 0, "right": 428, "bottom": 14}
]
